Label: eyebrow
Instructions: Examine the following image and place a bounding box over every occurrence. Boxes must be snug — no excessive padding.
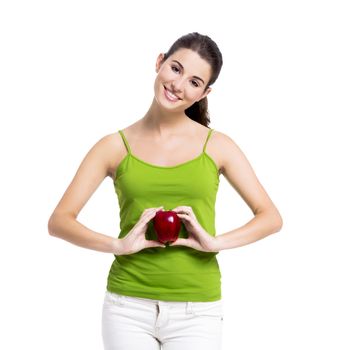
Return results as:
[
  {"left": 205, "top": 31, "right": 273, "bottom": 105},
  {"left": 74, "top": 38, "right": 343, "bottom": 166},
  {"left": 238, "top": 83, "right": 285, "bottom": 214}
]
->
[{"left": 171, "top": 60, "right": 205, "bottom": 85}]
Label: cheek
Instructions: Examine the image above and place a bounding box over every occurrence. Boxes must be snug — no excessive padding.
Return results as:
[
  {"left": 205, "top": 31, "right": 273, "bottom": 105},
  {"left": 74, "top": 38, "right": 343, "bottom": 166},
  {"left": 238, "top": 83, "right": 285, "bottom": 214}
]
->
[
  {"left": 189, "top": 90, "right": 203, "bottom": 101},
  {"left": 181, "top": 89, "right": 202, "bottom": 102}
]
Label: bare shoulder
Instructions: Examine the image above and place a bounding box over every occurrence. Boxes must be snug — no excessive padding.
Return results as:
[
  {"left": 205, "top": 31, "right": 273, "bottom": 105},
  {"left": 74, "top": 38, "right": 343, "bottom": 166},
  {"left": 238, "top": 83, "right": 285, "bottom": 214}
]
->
[
  {"left": 211, "top": 129, "right": 237, "bottom": 145},
  {"left": 205, "top": 129, "right": 241, "bottom": 174},
  {"left": 103, "top": 131, "right": 127, "bottom": 180},
  {"left": 77, "top": 132, "right": 124, "bottom": 180},
  {"left": 211, "top": 129, "right": 240, "bottom": 147},
  {"left": 210, "top": 129, "right": 265, "bottom": 184}
]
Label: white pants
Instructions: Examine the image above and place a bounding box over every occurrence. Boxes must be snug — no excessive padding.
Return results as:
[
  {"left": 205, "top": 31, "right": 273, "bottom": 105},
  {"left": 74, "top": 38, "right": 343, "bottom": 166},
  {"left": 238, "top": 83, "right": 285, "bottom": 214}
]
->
[{"left": 101, "top": 290, "right": 224, "bottom": 350}]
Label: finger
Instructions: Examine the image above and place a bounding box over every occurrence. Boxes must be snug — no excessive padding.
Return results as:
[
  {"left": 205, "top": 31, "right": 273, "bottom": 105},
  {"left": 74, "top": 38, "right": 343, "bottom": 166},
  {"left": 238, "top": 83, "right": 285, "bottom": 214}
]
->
[
  {"left": 152, "top": 207, "right": 164, "bottom": 216},
  {"left": 173, "top": 208, "right": 192, "bottom": 215},
  {"left": 140, "top": 216, "right": 155, "bottom": 226},
  {"left": 169, "top": 238, "right": 191, "bottom": 247},
  {"left": 151, "top": 206, "right": 164, "bottom": 214},
  {"left": 145, "top": 240, "right": 166, "bottom": 249},
  {"left": 176, "top": 213, "right": 191, "bottom": 220},
  {"left": 148, "top": 211, "right": 159, "bottom": 221},
  {"left": 171, "top": 206, "right": 185, "bottom": 212},
  {"left": 141, "top": 206, "right": 163, "bottom": 219},
  {"left": 174, "top": 206, "right": 192, "bottom": 211},
  {"left": 142, "top": 208, "right": 163, "bottom": 223}
]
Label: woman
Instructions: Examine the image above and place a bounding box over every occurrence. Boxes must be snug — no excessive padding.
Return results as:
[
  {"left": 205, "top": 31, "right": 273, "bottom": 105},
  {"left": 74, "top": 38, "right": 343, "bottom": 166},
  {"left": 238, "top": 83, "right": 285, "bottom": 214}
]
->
[{"left": 48, "top": 32, "right": 283, "bottom": 350}]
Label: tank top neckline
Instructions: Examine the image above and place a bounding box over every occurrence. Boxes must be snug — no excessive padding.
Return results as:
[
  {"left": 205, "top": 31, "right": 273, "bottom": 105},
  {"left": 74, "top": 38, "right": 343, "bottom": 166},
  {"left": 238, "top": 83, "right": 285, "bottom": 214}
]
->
[{"left": 117, "top": 128, "right": 219, "bottom": 171}]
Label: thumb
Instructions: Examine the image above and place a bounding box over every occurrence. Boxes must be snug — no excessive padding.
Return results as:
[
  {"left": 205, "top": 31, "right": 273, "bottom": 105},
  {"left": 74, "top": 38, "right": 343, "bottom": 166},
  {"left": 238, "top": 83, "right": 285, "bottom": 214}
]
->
[
  {"left": 146, "top": 240, "right": 166, "bottom": 249},
  {"left": 169, "top": 238, "right": 188, "bottom": 247}
]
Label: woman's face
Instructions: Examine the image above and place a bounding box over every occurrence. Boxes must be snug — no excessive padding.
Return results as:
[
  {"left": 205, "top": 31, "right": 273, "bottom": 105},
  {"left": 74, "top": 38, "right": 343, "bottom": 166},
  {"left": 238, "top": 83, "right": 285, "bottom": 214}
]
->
[{"left": 154, "top": 48, "right": 212, "bottom": 112}]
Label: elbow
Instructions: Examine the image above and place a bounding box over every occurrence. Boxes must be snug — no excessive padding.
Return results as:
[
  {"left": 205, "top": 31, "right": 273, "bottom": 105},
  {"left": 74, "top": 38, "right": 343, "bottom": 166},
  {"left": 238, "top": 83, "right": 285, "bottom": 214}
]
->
[
  {"left": 47, "top": 212, "right": 65, "bottom": 236},
  {"left": 48, "top": 215, "right": 57, "bottom": 236},
  {"left": 272, "top": 212, "right": 283, "bottom": 233},
  {"left": 273, "top": 220, "right": 283, "bottom": 233},
  {"left": 261, "top": 206, "right": 283, "bottom": 234},
  {"left": 48, "top": 211, "right": 76, "bottom": 236}
]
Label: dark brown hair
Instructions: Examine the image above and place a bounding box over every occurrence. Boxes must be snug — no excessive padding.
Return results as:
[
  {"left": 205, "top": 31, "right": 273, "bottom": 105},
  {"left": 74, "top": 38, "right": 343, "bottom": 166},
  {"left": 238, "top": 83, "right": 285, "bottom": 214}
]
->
[{"left": 162, "top": 32, "right": 223, "bottom": 127}]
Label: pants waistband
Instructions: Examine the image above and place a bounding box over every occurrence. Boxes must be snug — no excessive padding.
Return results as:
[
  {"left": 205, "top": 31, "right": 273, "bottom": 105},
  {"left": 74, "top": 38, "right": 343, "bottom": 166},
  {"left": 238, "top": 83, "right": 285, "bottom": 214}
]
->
[
  {"left": 105, "top": 291, "right": 196, "bottom": 314},
  {"left": 105, "top": 291, "right": 221, "bottom": 313}
]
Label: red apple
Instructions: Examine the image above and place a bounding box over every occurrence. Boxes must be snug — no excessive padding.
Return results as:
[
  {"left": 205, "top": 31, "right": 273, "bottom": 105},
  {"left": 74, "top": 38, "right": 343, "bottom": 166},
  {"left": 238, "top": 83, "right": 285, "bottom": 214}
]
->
[{"left": 153, "top": 210, "right": 181, "bottom": 244}]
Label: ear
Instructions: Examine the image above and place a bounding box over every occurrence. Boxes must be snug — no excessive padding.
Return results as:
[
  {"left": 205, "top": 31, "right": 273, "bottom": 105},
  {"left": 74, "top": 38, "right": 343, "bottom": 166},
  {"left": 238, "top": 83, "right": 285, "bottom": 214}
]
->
[
  {"left": 197, "top": 87, "right": 212, "bottom": 102},
  {"left": 155, "top": 53, "right": 166, "bottom": 73}
]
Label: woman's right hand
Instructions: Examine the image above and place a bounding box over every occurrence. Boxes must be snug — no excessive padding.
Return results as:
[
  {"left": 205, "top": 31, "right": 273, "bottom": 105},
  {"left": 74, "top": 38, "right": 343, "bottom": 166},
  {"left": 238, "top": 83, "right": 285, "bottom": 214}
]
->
[{"left": 117, "top": 206, "right": 166, "bottom": 255}]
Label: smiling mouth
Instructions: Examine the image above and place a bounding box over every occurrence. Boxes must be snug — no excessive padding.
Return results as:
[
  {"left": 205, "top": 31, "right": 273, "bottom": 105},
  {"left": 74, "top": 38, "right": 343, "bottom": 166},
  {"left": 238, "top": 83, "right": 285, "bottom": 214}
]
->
[{"left": 164, "top": 86, "right": 182, "bottom": 101}]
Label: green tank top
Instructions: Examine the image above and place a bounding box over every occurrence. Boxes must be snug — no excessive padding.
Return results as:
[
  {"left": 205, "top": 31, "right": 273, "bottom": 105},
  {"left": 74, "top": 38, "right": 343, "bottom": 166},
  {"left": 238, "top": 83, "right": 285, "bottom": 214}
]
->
[{"left": 106, "top": 128, "right": 222, "bottom": 301}]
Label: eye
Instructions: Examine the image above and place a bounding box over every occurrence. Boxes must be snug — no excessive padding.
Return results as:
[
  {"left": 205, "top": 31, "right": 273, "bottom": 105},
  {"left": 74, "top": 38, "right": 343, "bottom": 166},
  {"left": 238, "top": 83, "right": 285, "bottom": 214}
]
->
[
  {"left": 171, "top": 65, "right": 180, "bottom": 73},
  {"left": 191, "top": 80, "right": 199, "bottom": 87}
]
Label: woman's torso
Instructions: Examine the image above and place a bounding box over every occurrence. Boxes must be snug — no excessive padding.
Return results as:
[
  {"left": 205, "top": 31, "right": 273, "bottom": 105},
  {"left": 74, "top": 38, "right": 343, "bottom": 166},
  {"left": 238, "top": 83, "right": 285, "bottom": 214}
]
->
[{"left": 106, "top": 119, "right": 224, "bottom": 301}]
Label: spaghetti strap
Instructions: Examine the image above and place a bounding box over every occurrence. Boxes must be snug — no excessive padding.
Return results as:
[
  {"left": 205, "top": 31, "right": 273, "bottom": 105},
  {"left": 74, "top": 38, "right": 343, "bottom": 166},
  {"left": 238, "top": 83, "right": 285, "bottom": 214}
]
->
[
  {"left": 203, "top": 128, "right": 214, "bottom": 153},
  {"left": 118, "top": 130, "right": 131, "bottom": 154}
]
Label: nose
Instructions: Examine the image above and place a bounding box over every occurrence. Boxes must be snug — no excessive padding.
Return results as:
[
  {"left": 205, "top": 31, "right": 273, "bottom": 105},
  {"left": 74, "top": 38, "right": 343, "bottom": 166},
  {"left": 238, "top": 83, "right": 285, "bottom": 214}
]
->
[{"left": 171, "top": 77, "right": 186, "bottom": 93}]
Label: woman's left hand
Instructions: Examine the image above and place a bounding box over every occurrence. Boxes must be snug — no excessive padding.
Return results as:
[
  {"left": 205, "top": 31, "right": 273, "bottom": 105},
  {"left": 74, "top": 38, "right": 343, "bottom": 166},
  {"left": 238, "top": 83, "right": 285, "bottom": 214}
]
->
[{"left": 169, "top": 206, "right": 217, "bottom": 253}]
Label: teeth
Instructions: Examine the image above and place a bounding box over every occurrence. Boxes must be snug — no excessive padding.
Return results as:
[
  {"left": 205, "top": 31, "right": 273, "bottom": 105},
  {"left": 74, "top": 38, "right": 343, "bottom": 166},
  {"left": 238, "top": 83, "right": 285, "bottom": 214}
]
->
[
  {"left": 165, "top": 88, "right": 178, "bottom": 100},
  {"left": 168, "top": 91, "right": 177, "bottom": 98}
]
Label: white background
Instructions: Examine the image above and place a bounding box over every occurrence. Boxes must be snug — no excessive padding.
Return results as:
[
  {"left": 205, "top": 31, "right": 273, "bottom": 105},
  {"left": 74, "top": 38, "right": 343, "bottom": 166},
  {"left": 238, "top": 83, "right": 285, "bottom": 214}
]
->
[{"left": 1, "top": 0, "right": 349, "bottom": 349}]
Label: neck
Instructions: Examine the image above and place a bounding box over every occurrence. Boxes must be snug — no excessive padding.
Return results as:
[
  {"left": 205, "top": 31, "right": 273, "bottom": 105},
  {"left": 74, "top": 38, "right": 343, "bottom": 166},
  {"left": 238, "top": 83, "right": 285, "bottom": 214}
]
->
[{"left": 140, "top": 97, "right": 193, "bottom": 138}]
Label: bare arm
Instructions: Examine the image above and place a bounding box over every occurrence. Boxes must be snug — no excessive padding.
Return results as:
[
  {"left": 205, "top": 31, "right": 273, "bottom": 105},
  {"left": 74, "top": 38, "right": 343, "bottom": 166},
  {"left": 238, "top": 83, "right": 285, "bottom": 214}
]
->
[
  {"left": 48, "top": 133, "right": 122, "bottom": 254},
  {"left": 213, "top": 132, "right": 283, "bottom": 252}
]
